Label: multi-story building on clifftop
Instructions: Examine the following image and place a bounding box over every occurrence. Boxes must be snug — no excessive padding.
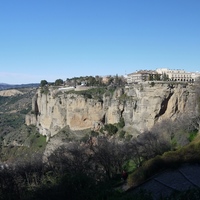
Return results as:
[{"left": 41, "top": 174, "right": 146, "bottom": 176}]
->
[
  {"left": 127, "top": 68, "right": 200, "bottom": 84},
  {"left": 127, "top": 70, "right": 158, "bottom": 84},
  {"left": 156, "top": 68, "right": 199, "bottom": 82}
]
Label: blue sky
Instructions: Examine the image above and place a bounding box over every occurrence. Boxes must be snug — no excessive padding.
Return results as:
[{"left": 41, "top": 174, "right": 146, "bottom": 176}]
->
[{"left": 0, "top": 0, "right": 200, "bottom": 84}]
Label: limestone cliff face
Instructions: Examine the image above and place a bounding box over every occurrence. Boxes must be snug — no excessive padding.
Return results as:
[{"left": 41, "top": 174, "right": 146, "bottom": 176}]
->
[{"left": 26, "top": 83, "right": 196, "bottom": 137}]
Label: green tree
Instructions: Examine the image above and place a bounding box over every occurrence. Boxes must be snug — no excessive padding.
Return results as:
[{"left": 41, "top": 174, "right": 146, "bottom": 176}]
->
[
  {"left": 40, "top": 80, "right": 48, "bottom": 87},
  {"left": 162, "top": 73, "right": 169, "bottom": 81},
  {"left": 87, "top": 76, "right": 96, "bottom": 86},
  {"left": 55, "top": 79, "right": 64, "bottom": 86},
  {"left": 95, "top": 75, "right": 103, "bottom": 86},
  {"left": 148, "top": 74, "right": 153, "bottom": 81},
  {"left": 154, "top": 73, "right": 161, "bottom": 81}
]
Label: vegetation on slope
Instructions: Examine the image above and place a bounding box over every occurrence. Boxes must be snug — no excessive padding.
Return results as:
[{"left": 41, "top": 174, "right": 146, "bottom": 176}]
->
[
  {"left": 0, "top": 88, "right": 47, "bottom": 162},
  {"left": 128, "top": 134, "right": 200, "bottom": 188},
  {"left": 0, "top": 132, "right": 200, "bottom": 200}
]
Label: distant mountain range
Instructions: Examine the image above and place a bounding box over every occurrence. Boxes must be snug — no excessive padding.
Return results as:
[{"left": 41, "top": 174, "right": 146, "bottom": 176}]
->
[{"left": 0, "top": 83, "right": 40, "bottom": 90}]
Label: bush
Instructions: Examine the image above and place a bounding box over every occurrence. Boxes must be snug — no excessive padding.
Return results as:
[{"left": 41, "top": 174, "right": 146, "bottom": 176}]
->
[
  {"left": 40, "top": 86, "right": 49, "bottom": 94},
  {"left": 150, "top": 82, "right": 155, "bottom": 87},
  {"left": 128, "top": 167, "right": 146, "bottom": 187},
  {"left": 104, "top": 124, "right": 118, "bottom": 135},
  {"left": 125, "top": 134, "right": 132, "bottom": 141},
  {"left": 54, "top": 79, "right": 64, "bottom": 86},
  {"left": 90, "top": 131, "right": 99, "bottom": 137},
  {"left": 128, "top": 138, "right": 200, "bottom": 188},
  {"left": 188, "top": 130, "right": 198, "bottom": 142},
  {"left": 143, "top": 156, "right": 165, "bottom": 178},
  {"left": 118, "top": 117, "right": 125, "bottom": 128},
  {"left": 119, "top": 130, "right": 126, "bottom": 139},
  {"left": 80, "top": 134, "right": 90, "bottom": 143}
]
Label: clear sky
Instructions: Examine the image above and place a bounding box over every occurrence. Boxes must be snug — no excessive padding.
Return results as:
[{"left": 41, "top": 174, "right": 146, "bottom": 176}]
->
[{"left": 0, "top": 0, "right": 200, "bottom": 84}]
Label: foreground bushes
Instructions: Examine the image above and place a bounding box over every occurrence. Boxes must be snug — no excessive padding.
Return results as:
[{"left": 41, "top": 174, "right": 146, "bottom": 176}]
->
[
  {"left": 0, "top": 160, "right": 120, "bottom": 200},
  {"left": 128, "top": 139, "right": 200, "bottom": 187}
]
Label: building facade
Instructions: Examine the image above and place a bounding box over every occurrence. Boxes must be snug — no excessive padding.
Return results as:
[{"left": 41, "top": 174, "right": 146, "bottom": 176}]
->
[
  {"left": 156, "top": 68, "right": 200, "bottom": 82},
  {"left": 127, "top": 70, "right": 158, "bottom": 84},
  {"left": 127, "top": 68, "right": 200, "bottom": 84}
]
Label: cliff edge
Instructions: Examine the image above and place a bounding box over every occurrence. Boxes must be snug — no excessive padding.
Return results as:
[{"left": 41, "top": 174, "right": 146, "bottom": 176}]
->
[{"left": 26, "top": 82, "right": 197, "bottom": 138}]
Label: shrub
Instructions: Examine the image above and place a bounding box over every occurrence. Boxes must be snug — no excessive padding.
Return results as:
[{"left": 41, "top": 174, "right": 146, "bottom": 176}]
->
[
  {"left": 128, "top": 167, "right": 146, "bottom": 187},
  {"left": 40, "top": 86, "right": 49, "bottom": 94},
  {"left": 143, "top": 156, "right": 165, "bottom": 178},
  {"left": 128, "top": 138, "right": 200, "bottom": 189},
  {"left": 162, "top": 151, "right": 182, "bottom": 168},
  {"left": 104, "top": 124, "right": 118, "bottom": 135},
  {"left": 188, "top": 130, "right": 198, "bottom": 142},
  {"left": 119, "top": 130, "right": 126, "bottom": 139},
  {"left": 90, "top": 131, "right": 99, "bottom": 137},
  {"left": 54, "top": 79, "right": 64, "bottom": 86},
  {"left": 80, "top": 134, "right": 90, "bottom": 143},
  {"left": 150, "top": 82, "right": 155, "bottom": 87},
  {"left": 118, "top": 117, "right": 125, "bottom": 128},
  {"left": 125, "top": 134, "right": 132, "bottom": 141}
]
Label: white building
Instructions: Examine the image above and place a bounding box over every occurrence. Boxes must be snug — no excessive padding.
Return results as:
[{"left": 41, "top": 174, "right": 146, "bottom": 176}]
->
[
  {"left": 156, "top": 68, "right": 199, "bottom": 82},
  {"left": 127, "top": 70, "right": 159, "bottom": 84},
  {"left": 127, "top": 68, "right": 200, "bottom": 84}
]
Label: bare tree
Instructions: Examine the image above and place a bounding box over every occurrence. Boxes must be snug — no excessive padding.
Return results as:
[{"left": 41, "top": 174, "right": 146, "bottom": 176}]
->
[
  {"left": 136, "top": 131, "right": 171, "bottom": 160},
  {"left": 128, "top": 139, "right": 143, "bottom": 167},
  {"left": 47, "top": 142, "right": 94, "bottom": 175},
  {"left": 92, "top": 138, "right": 130, "bottom": 180}
]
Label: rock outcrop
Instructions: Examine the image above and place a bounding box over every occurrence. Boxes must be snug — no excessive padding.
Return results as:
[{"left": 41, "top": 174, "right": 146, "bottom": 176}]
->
[{"left": 26, "top": 82, "right": 197, "bottom": 137}]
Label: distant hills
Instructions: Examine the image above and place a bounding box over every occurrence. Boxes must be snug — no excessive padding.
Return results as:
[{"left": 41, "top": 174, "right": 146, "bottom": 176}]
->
[{"left": 0, "top": 83, "right": 40, "bottom": 90}]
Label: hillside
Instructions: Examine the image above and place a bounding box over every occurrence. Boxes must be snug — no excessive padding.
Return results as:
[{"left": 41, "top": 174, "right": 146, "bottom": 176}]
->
[
  {"left": 0, "top": 87, "right": 47, "bottom": 162},
  {"left": 0, "top": 83, "right": 39, "bottom": 90},
  {"left": 0, "top": 89, "right": 23, "bottom": 96}
]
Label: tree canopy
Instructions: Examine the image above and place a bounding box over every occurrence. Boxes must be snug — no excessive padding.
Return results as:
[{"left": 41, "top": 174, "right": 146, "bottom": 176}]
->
[
  {"left": 40, "top": 80, "right": 48, "bottom": 87},
  {"left": 55, "top": 79, "right": 64, "bottom": 86}
]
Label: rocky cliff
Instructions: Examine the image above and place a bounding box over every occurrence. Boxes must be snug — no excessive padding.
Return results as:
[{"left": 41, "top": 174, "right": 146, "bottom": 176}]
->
[{"left": 25, "top": 82, "right": 197, "bottom": 138}]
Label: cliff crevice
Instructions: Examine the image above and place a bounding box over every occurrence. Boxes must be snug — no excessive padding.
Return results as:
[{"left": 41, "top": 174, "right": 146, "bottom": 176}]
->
[{"left": 155, "top": 91, "right": 174, "bottom": 119}]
